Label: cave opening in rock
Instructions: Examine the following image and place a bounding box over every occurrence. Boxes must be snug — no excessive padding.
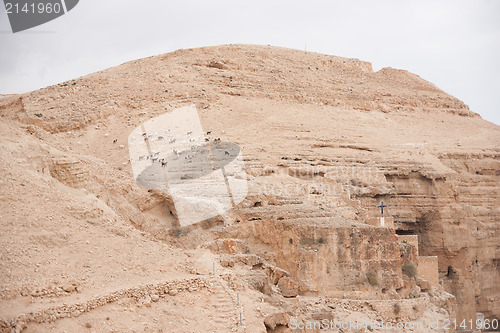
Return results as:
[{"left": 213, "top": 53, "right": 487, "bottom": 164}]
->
[
  {"left": 446, "top": 266, "right": 456, "bottom": 279},
  {"left": 395, "top": 229, "right": 418, "bottom": 236}
]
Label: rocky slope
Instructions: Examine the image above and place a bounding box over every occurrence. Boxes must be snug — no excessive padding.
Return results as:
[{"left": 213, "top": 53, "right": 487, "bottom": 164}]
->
[{"left": 0, "top": 44, "right": 498, "bottom": 332}]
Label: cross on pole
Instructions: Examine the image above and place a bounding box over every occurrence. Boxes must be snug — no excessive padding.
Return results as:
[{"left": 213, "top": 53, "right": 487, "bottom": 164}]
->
[{"left": 378, "top": 201, "right": 387, "bottom": 215}]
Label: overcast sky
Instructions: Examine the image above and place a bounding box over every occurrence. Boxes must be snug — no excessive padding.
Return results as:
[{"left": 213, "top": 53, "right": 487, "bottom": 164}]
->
[{"left": 1, "top": 0, "right": 499, "bottom": 125}]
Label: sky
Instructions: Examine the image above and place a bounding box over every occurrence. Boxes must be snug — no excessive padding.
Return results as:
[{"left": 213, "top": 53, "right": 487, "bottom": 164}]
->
[{"left": 0, "top": 0, "right": 499, "bottom": 125}]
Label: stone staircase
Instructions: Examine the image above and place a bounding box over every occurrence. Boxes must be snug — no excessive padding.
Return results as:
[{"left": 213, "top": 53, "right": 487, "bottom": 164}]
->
[{"left": 209, "top": 276, "right": 246, "bottom": 332}]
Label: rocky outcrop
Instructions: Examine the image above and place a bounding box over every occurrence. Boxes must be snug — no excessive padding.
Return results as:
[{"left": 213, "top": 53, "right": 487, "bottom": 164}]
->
[
  {"left": 247, "top": 219, "right": 408, "bottom": 298},
  {"left": 0, "top": 45, "right": 498, "bottom": 330}
]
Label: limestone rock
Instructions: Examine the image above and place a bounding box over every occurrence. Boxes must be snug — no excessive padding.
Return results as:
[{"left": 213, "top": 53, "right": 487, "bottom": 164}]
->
[
  {"left": 264, "top": 312, "right": 290, "bottom": 331},
  {"left": 278, "top": 277, "right": 298, "bottom": 298}
]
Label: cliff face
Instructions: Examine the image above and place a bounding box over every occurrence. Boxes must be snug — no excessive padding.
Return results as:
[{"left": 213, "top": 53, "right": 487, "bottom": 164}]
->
[
  {"left": 0, "top": 45, "right": 498, "bottom": 331},
  {"left": 246, "top": 219, "right": 409, "bottom": 297},
  {"left": 350, "top": 156, "right": 499, "bottom": 321}
]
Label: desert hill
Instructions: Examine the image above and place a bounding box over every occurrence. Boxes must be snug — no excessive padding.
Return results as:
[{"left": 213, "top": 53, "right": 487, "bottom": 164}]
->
[{"left": 0, "top": 44, "right": 499, "bottom": 332}]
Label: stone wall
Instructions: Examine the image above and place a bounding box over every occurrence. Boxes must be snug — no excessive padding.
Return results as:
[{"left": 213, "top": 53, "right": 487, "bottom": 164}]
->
[
  {"left": 250, "top": 219, "right": 411, "bottom": 298},
  {"left": 0, "top": 277, "right": 210, "bottom": 333},
  {"left": 418, "top": 256, "right": 439, "bottom": 288},
  {"left": 397, "top": 235, "right": 419, "bottom": 255},
  {"left": 366, "top": 216, "right": 394, "bottom": 228}
]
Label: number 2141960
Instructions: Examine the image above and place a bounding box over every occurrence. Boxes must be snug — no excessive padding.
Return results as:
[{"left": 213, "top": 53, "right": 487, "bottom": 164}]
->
[
  {"left": 443, "top": 318, "right": 498, "bottom": 330},
  {"left": 5, "top": 2, "right": 62, "bottom": 14}
]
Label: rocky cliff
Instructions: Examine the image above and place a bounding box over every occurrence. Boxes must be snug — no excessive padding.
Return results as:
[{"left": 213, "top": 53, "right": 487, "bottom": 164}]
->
[{"left": 0, "top": 45, "right": 498, "bottom": 332}]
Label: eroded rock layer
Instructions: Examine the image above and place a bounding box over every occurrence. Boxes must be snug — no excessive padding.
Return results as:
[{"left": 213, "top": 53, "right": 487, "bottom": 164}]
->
[{"left": 0, "top": 45, "right": 498, "bottom": 332}]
